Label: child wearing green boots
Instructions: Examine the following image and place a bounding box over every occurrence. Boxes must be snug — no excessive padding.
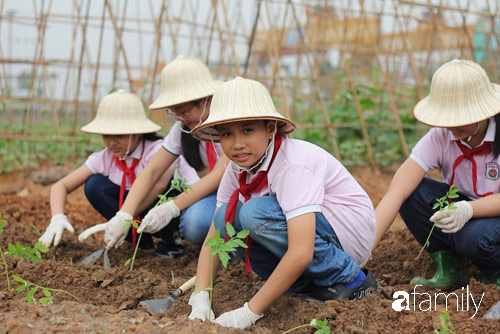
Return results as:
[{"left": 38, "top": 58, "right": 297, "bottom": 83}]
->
[{"left": 375, "top": 59, "right": 500, "bottom": 288}]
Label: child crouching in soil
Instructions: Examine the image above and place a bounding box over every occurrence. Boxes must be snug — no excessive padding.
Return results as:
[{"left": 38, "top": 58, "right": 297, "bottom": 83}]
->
[
  {"left": 374, "top": 59, "right": 500, "bottom": 288},
  {"left": 39, "top": 90, "right": 187, "bottom": 257},
  {"left": 187, "top": 77, "right": 377, "bottom": 329}
]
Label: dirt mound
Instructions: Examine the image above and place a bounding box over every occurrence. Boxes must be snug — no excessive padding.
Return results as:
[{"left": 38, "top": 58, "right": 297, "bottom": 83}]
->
[{"left": 0, "top": 169, "right": 498, "bottom": 333}]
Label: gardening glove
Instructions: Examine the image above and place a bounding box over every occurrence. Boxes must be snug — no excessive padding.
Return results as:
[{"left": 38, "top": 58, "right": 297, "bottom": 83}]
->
[
  {"left": 78, "top": 223, "right": 107, "bottom": 242},
  {"left": 104, "top": 211, "right": 133, "bottom": 250},
  {"left": 39, "top": 214, "right": 74, "bottom": 247},
  {"left": 188, "top": 291, "right": 215, "bottom": 321},
  {"left": 137, "top": 200, "right": 180, "bottom": 234},
  {"left": 214, "top": 302, "right": 263, "bottom": 329},
  {"left": 430, "top": 200, "right": 473, "bottom": 234}
]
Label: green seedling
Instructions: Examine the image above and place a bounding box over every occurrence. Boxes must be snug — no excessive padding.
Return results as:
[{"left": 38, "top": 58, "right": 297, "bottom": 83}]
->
[
  {"left": 0, "top": 212, "right": 79, "bottom": 304},
  {"left": 123, "top": 169, "right": 192, "bottom": 271},
  {"left": 196, "top": 222, "right": 249, "bottom": 321},
  {"left": 12, "top": 274, "right": 80, "bottom": 305},
  {"left": 434, "top": 310, "right": 456, "bottom": 334},
  {"left": 282, "top": 318, "right": 331, "bottom": 334},
  {"left": 6, "top": 241, "right": 48, "bottom": 263},
  {"left": 416, "top": 185, "right": 459, "bottom": 260},
  {"left": 0, "top": 212, "right": 12, "bottom": 291}
]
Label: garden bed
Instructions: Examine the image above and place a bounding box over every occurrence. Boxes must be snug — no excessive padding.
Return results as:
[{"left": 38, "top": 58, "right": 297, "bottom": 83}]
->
[{"left": 0, "top": 167, "right": 498, "bottom": 333}]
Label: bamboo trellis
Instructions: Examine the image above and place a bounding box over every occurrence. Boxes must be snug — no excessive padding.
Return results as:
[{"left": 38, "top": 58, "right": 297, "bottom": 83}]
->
[{"left": 0, "top": 0, "right": 499, "bottom": 169}]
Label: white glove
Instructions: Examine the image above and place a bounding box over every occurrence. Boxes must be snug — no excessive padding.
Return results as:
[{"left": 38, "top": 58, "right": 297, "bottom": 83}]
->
[
  {"left": 430, "top": 200, "right": 473, "bottom": 234},
  {"left": 137, "top": 201, "right": 180, "bottom": 234},
  {"left": 78, "top": 223, "right": 107, "bottom": 242},
  {"left": 188, "top": 291, "right": 215, "bottom": 321},
  {"left": 39, "top": 214, "right": 74, "bottom": 247},
  {"left": 214, "top": 302, "right": 263, "bottom": 329},
  {"left": 104, "top": 211, "right": 133, "bottom": 250}
]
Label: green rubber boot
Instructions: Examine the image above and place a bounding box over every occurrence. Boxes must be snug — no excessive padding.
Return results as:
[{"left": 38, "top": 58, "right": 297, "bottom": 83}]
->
[
  {"left": 482, "top": 275, "right": 500, "bottom": 289},
  {"left": 411, "top": 250, "right": 467, "bottom": 288}
]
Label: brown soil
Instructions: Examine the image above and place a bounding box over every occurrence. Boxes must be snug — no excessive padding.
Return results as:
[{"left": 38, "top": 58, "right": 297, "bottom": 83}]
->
[{"left": 0, "top": 167, "right": 499, "bottom": 333}]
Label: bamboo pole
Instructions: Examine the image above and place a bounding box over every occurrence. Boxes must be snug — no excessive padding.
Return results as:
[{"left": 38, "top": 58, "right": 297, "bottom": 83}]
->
[
  {"left": 104, "top": 0, "right": 133, "bottom": 92},
  {"left": 343, "top": 60, "right": 376, "bottom": 170},
  {"left": 220, "top": 0, "right": 241, "bottom": 75},
  {"left": 288, "top": 0, "right": 341, "bottom": 160},
  {"left": 71, "top": 0, "right": 91, "bottom": 135}
]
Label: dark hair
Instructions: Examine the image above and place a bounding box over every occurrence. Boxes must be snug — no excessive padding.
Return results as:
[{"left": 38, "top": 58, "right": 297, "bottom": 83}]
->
[
  {"left": 181, "top": 127, "right": 204, "bottom": 171},
  {"left": 493, "top": 113, "right": 500, "bottom": 159},
  {"left": 142, "top": 132, "right": 163, "bottom": 142}
]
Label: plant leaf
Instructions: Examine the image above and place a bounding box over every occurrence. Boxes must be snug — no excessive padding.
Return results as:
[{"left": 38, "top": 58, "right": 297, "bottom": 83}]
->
[
  {"left": 218, "top": 252, "right": 230, "bottom": 268},
  {"left": 225, "top": 223, "right": 235, "bottom": 238}
]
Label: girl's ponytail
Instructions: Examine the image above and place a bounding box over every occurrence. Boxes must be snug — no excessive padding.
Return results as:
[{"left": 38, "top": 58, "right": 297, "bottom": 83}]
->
[{"left": 181, "top": 127, "right": 204, "bottom": 171}]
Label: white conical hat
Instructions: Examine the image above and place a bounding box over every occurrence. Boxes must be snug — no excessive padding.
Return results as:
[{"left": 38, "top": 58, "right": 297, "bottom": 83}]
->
[
  {"left": 192, "top": 77, "right": 296, "bottom": 142},
  {"left": 81, "top": 90, "right": 161, "bottom": 135},
  {"left": 414, "top": 59, "right": 500, "bottom": 127},
  {"left": 149, "top": 56, "right": 221, "bottom": 109}
]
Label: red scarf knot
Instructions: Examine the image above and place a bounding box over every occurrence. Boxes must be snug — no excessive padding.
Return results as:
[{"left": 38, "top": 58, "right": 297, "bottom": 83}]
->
[
  {"left": 450, "top": 141, "right": 493, "bottom": 198},
  {"left": 224, "top": 134, "right": 283, "bottom": 274},
  {"left": 113, "top": 139, "right": 145, "bottom": 246}
]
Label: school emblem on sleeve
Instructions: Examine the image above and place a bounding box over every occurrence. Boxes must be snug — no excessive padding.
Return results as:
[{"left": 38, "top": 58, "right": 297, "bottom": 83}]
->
[{"left": 485, "top": 162, "right": 499, "bottom": 180}]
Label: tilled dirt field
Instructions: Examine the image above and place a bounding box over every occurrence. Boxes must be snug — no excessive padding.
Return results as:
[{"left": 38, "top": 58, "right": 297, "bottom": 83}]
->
[{"left": 0, "top": 167, "right": 499, "bottom": 333}]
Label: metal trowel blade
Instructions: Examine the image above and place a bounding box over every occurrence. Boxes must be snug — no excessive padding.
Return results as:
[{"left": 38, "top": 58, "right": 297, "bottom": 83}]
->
[{"left": 80, "top": 249, "right": 105, "bottom": 265}]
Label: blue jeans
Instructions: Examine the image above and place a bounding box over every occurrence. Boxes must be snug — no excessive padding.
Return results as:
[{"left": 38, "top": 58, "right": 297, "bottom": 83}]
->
[
  {"left": 400, "top": 177, "right": 500, "bottom": 279},
  {"left": 214, "top": 196, "right": 359, "bottom": 292},
  {"left": 180, "top": 192, "right": 217, "bottom": 246},
  {"left": 84, "top": 174, "right": 179, "bottom": 244}
]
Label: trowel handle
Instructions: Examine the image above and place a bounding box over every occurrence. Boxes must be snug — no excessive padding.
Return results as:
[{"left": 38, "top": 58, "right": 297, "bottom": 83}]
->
[{"left": 178, "top": 276, "right": 196, "bottom": 295}]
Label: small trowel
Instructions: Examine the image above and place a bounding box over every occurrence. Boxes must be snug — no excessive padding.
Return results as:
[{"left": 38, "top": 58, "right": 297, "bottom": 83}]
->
[
  {"left": 483, "top": 301, "right": 500, "bottom": 319},
  {"left": 78, "top": 223, "right": 111, "bottom": 269},
  {"left": 140, "top": 276, "right": 196, "bottom": 316}
]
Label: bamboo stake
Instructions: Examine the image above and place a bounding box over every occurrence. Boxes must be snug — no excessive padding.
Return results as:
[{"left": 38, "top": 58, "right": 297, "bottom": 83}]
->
[
  {"left": 288, "top": 0, "right": 341, "bottom": 160},
  {"left": 343, "top": 59, "right": 376, "bottom": 171},
  {"left": 104, "top": 0, "right": 133, "bottom": 92},
  {"left": 220, "top": 0, "right": 241, "bottom": 75}
]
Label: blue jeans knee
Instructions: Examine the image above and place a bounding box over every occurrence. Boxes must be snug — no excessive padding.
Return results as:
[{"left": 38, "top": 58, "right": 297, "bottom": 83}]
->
[{"left": 180, "top": 192, "right": 217, "bottom": 245}]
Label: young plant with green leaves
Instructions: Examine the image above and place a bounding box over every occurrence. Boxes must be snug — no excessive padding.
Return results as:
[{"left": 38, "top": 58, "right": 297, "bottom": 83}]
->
[
  {"left": 12, "top": 275, "right": 80, "bottom": 305},
  {"left": 0, "top": 212, "right": 11, "bottom": 291},
  {"left": 282, "top": 318, "right": 331, "bottom": 334},
  {"left": 197, "top": 222, "right": 249, "bottom": 320},
  {"left": 416, "top": 185, "right": 459, "bottom": 260},
  {"left": 124, "top": 169, "right": 192, "bottom": 270},
  {"left": 0, "top": 212, "right": 79, "bottom": 304},
  {"left": 434, "top": 310, "right": 456, "bottom": 334}
]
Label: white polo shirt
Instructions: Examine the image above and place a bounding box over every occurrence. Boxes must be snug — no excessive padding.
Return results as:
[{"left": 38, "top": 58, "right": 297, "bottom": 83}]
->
[
  {"left": 217, "top": 136, "right": 376, "bottom": 265},
  {"left": 410, "top": 118, "right": 499, "bottom": 200}
]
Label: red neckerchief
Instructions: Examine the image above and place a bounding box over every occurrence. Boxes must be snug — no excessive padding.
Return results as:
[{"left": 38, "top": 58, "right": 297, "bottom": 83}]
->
[
  {"left": 450, "top": 141, "right": 493, "bottom": 198},
  {"left": 206, "top": 142, "right": 217, "bottom": 172},
  {"left": 113, "top": 140, "right": 145, "bottom": 246},
  {"left": 224, "top": 134, "right": 283, "bottom": 274}
]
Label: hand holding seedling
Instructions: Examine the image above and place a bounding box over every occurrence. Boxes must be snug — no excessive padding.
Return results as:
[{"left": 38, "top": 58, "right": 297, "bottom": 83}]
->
[
  {"left": 189, "top": 223, "right": 249, "bottom": 324},
  {"left": 416, "top": 185, "right": 462, "bottom": 260},
  {"left": 430, "top": 185, "right": 472, "bottom": 233},
  {"left": 188, "top": 290, "right": 214, "bottom": 321}
]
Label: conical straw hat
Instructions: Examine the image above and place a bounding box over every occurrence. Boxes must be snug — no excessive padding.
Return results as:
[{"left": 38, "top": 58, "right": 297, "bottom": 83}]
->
[
  {"left": 192, "top": 77, "right": 296, "bottom": 142},
  {"left": 414, "top": 59, "right": 500, "bottom": 127},
  {"left": 81, "top": 90, "right": 161, "bottom": 135},
  {"left": 149, "top": 56, "right": 221, "bottom": 110}
]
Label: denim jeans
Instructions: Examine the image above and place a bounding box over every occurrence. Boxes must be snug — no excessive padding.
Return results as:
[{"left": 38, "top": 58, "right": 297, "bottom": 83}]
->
[
  {"left": 400, "top": 177, "right": 500, "bottom": 279},
  {"left": 84, "top": 174, "right": 179, "bottom": 244},
  {"left": 179, "top": 191, "right": 217, "bottom": 246},
  {"left": 214, "top": 196, "right": 359, "bottom": 292}
]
